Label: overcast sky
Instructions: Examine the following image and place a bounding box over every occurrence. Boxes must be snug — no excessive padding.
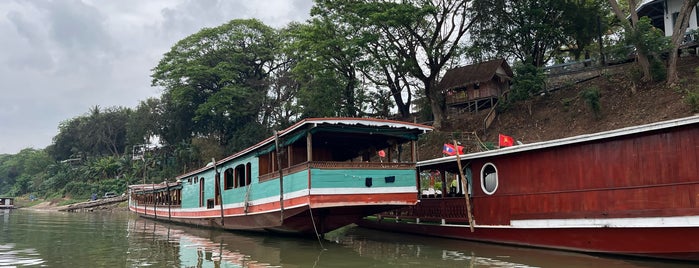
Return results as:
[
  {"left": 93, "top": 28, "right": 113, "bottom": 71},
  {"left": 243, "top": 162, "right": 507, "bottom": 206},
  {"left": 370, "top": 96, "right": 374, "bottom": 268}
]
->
[{"left": 0, "top": 0, "right": 313, "bottom": 154}]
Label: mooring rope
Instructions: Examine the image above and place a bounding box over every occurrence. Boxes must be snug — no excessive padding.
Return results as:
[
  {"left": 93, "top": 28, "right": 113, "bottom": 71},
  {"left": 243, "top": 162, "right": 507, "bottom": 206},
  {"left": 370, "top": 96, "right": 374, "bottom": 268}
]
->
[{"left": 308, "top": 205, "right": 326, "bottom": 250}]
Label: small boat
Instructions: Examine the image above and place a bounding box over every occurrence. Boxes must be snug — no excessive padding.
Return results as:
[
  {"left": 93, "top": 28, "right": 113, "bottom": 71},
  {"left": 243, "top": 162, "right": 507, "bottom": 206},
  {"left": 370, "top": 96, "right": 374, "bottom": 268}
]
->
[
  {"left": 0, "top": 197, "right": 14, "bottom": 209},
  {"left": 359, "top": 115, "right": 699, "bottom": 261},
  {"left": 129, "top": 117, "right": 432, "bottom": 235}
]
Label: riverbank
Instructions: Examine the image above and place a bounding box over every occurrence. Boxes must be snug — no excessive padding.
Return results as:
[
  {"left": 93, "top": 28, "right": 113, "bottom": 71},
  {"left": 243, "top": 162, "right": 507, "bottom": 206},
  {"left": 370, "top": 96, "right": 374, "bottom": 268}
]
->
[{"left": 18, "top": 198, "right": 128, "bottom": 212}]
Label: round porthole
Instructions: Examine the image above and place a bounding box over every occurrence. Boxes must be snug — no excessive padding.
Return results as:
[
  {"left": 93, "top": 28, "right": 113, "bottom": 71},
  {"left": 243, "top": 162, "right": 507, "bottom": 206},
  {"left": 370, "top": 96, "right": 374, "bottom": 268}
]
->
[{"left": 480, "top": 163, "right": 498, "bottom": 195}]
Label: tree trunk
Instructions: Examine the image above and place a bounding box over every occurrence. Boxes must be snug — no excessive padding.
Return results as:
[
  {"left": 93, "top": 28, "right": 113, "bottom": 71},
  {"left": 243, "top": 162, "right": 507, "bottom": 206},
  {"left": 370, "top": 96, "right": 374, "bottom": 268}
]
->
[
  {"left": 667, "top": 0, "right": 699, "bottom": 86},
  {"left": 608, "top": 0, "right": 652, "bottom": 82},
  {"left": 425, "top": 78, "right": 445, "bottom": 129}
]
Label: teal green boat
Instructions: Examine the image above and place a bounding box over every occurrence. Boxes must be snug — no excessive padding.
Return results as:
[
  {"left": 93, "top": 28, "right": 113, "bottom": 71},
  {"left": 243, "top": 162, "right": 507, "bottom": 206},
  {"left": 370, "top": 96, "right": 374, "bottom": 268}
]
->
[{"left": 129, "top": 117, "right": 432, "bottom": 234}]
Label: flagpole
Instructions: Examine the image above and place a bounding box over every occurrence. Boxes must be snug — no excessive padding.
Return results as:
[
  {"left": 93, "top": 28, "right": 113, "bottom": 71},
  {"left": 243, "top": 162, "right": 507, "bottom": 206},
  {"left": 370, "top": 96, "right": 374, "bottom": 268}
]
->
[{"left": 453, "top": 139, "right": 475, "bottom": 232}]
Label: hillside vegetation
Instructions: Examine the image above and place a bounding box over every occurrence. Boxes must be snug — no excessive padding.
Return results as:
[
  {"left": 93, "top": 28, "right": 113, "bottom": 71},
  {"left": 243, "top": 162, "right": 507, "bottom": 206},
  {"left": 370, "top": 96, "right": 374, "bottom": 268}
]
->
[{"left": 417, "top": 56, "right": 699, "bottom": 160}]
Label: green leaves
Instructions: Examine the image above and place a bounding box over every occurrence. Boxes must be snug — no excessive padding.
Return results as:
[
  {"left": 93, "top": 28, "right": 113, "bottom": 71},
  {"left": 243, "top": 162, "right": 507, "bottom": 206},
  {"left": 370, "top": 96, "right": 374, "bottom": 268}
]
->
[{"left": 152, "top": 19, "right": 279, "bottom": 148}]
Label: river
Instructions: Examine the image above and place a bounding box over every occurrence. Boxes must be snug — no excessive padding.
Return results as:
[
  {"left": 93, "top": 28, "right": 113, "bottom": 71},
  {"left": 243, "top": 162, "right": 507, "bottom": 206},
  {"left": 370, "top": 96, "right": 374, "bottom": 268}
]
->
[{"left": 0, "top": 209, "right": 693, "bottom": 267}]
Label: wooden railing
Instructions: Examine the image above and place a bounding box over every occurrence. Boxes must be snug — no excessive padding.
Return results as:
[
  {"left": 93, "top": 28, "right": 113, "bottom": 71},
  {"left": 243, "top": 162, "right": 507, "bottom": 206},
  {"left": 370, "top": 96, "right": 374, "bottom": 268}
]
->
[
  {"left": 378, "top": 198, "right": 470, "bottom": 223},
  {"left": 259, "top": 161, "right": 415, "bottom": 182}
]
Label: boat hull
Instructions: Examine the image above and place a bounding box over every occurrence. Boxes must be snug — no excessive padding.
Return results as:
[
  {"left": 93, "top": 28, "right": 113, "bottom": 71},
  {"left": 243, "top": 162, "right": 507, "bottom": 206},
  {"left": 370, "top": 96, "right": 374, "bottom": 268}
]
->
[
  {"left": 130, "top": 192, "right": 417, "bottom": 234},
  {"left": 360, "top": 116, "right": 699, "bottom": 261},
  {"left": 358, "top": 219, "right": 699, "bottom": 261}
]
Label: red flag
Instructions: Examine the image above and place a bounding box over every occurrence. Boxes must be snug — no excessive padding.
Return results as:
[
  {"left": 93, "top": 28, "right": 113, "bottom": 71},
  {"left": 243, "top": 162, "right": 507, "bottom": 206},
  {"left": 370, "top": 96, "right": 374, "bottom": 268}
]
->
[
  {"left": 499, "top": 134, "right": 514, "bottom": 147},
  {"left": 442, "top": 143, "right": 464, "bottom": 156}
]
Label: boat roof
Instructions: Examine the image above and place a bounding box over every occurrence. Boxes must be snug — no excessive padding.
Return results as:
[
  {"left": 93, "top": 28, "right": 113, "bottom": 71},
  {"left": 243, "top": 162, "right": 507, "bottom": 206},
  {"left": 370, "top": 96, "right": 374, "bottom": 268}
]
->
[
  {"left": 178, "top": 117, "right": 432, "bottom": 180},
  {"left": 419, "top": 115, "right": 699, "bottom": 168},
  {"left": 129, "top": 182, "right": 181, "bottom": 192}
]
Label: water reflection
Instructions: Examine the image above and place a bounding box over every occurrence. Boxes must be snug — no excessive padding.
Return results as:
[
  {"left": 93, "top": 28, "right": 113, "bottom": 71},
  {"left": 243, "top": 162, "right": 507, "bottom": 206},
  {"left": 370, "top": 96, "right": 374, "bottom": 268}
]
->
[
  {"left": 127, "top": 218, "right": 274, "bottom": 267},
  {"left": 128, "top": 217, "right": 693, "bottom": 268},
  {"left": 1, "top": 210, "right": 694, "bottom": 267},
  {"left": 0, "top": 243, "right": 44, "bottom": 266}
]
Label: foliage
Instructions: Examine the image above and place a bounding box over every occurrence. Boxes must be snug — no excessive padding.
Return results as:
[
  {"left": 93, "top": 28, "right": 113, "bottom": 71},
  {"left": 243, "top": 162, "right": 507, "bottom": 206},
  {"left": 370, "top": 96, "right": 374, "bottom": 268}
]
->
[
  {"left": 509, "top": 63, "right": 547, "bottom": 102},
  {"left": 311, "top": 0, "right": 476, "bottom": 129},
  {"left": 581, "top": 87, "right": 602, "bottom": 118},
  {"left": 470, "top": 0, "right": 608, "bottom": 66},
  {"left": 685, "top": 88, "right": 699, "bottom": 113},
  {"left": 48, "top": 106, "right": 132, "bottom": 160},
  {"left": 151, "top": 19, "right": 278, "bottom": 152}
]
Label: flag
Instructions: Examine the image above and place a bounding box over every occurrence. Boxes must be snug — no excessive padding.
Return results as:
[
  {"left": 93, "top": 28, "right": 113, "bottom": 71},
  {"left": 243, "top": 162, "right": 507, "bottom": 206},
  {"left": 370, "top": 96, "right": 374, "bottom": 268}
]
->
[
  {"left": 499, "top": 134, "right": 514, "bottom": 147},
  {"left": 442, "top": 143, "right": 464, "bottom": 156}
]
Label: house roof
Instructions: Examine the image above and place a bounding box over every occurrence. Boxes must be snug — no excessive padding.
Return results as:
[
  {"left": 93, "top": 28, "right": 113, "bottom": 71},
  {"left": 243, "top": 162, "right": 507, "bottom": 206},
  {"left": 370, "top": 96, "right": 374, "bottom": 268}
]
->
[{"left": 437, "top": 59, "right": 513, "bottom": 91}]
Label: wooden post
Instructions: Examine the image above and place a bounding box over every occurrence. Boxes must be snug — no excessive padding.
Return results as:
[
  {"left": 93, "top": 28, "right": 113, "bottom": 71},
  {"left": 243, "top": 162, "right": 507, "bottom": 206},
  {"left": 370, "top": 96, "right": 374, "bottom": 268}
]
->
[
  {"left": 166, "top": 179, "right": 171, "bottom": 220},
  {"left": 454, "top": 140, "right": 475, "bottom": 232},
  {"left": 275, "top": 131, "right": 285, "bottom": 224},
  {"left": 152, "top": 183, "right": 157, "bottom": 220},
  {"left": 212, "top": 158, "right": 224, "bottom": 226},
  {"left": 306, "top": 132, "right": 313, "bottom": 162}
]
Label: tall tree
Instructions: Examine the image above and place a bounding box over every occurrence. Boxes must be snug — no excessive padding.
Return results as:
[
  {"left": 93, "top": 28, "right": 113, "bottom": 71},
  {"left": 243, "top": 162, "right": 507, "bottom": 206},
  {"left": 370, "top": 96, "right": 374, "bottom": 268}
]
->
[
  {"left": 667, "top": 0, "right": 699, "bottom": 86},
  {"left": 313, "top": 0, "right": 476, "bottom": 129},
  {"left": 608, "top": 0, "right": 655, "bottom": 82},
  {"left": 470, "top": 0, "right": 611, "bottom": 66},
  {"left": 151, "top": 19, "right": 278, "bottom": 153},
  {"left": 48, "top": 106, "right": 130, "bottom": 160},
  {"left": 287, "top": 16, "right": 365, "bottom": 118}
]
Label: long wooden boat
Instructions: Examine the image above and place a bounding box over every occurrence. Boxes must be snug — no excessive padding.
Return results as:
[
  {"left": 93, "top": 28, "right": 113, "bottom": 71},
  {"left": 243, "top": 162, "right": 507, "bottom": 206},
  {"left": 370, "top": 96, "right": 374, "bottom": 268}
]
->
[
  {"left": 129, "top": 118, "right": 432, "bottom": 235},
  {"left": 358, "top": 115, "right": 699, "bottom": 261}
]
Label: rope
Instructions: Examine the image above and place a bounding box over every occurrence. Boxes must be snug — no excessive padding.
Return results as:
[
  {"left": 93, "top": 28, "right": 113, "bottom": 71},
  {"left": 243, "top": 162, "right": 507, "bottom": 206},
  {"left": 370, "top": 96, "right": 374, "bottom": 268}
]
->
[{"left": 308, "top": 205, "right": 326, "bottom": 250}]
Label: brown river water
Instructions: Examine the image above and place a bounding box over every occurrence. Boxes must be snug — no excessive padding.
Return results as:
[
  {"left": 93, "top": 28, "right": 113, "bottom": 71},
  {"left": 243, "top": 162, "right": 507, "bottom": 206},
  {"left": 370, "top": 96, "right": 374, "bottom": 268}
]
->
[{"left": 0, "top": 209, "right": 694, "bottom": 267}]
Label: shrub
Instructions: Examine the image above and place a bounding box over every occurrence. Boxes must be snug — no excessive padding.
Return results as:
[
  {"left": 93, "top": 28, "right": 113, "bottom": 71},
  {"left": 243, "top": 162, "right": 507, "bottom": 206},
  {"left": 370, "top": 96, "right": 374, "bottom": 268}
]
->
[
  {"left": 580, "top": 87, "right": 602, "bottom": 118},
  {"left": 686, "top": 89, "right": 699, "bottom": 113},
  {"left": 510, "top": 62, "right": 546, "bottom": 102}
]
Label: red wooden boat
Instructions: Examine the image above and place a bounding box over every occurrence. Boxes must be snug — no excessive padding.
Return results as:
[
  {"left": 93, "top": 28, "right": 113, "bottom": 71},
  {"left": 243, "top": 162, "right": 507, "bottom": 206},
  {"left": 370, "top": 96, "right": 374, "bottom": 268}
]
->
[{"left": 359, "top": 115, "right": 699, "bottom": 261}]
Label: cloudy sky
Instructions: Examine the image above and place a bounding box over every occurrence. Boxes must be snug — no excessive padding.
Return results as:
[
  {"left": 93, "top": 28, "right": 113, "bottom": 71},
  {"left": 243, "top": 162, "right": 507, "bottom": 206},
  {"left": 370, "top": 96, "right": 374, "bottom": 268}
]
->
[{"left": 0, "top": 0, "right": 313, "bottom": 154}]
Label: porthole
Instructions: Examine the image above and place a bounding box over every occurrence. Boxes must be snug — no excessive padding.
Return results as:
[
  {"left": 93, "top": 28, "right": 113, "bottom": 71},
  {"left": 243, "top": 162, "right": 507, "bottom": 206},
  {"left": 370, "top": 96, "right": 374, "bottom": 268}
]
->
[{"left": 480, "top": 162, "right": 498, "bottom": 195}]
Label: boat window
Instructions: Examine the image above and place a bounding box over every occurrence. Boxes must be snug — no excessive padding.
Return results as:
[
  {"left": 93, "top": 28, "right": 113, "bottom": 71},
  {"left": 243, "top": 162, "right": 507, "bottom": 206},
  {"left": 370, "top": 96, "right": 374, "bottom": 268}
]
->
[
  {"left": 224, "top": 168, "right": 234, "bottom": 190},
  {"left": 235, "top": 164, "right": 246, "bottom": 187},
  {"left": 199, "top": 177, "right": 205, "bottom": 207},
  {"left": 480, "top": 163, "right": 498, "bottom": 195},
  {"left": 246, "top": 163, "right": 252, "bottom": 185},
  {"left": 419, "top": 170, "right": 443, "bottom": 198}
]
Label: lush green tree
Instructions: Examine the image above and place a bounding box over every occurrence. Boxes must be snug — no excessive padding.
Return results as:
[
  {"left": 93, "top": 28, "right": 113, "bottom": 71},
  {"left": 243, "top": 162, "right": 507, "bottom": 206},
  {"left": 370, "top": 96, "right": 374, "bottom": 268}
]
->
[
  {"left": 470, "top": 0, "right": 608, "bottom": 66},
  {"left": 0, "top": 148, "right": 52, "bottom": 196},
  {"left": 127, "top": 98, "right": 162, "bottom": 146},
  {"left": 48, "top": 106, "right": 131, "bottom": 160},
  {"left": 312, "top": 0, "right": 475, "bottom": 128},
  {"left": 608, "top": 0, "right": 670, "bottom": 82},
  {"left": 151, "top": 19, "right": 277, "bottom": 155},
  {"left": 560, "top": 0, "right": 611, "bottom": 62},
  {"left": 287, "top": 17, "right": 366, "bottom": 118}
]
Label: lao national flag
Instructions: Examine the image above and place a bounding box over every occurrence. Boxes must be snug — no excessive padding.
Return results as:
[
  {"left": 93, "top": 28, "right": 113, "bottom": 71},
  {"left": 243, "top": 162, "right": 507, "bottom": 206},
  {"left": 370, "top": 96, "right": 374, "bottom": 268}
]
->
[
  {"left": 499, "top": 134, "right": 514, "bottom": 147},
  {"left": 442, "top": 143, "right": 464, "bottom": 156}
]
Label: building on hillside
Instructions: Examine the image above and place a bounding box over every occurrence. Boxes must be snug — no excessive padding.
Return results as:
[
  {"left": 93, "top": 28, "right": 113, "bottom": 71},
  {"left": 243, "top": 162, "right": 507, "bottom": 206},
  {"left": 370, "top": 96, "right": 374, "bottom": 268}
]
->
[
  {"left": 637, "top": 0, "right": 699, "bottom": 43},
  {"left": 439, "top": 59, "right": 513, "bottom": 113}
]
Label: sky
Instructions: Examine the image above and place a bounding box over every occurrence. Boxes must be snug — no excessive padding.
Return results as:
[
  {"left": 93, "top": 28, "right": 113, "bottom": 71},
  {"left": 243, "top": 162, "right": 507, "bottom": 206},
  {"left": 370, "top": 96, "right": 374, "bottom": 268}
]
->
[{"left": 0, "top": 0, "right": 313, "bottom": 155}]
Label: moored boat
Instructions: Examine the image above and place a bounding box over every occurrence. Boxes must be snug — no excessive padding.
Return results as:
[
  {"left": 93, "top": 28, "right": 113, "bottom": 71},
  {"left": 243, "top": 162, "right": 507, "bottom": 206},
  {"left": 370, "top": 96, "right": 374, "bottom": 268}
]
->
[
  {"left": 0, "top": 197, "right": 14, "bottom": 209},
  {"left": 358, "top": 115, "right": 699, "bottom": 261},
  {"left": 129, "top": 117, "right": 432, "bottom": 235}
]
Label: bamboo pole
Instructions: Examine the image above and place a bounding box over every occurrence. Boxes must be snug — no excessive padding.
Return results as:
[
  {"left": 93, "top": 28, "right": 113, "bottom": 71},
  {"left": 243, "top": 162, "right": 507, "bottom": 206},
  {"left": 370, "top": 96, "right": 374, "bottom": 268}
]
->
[
  {"left": 454, "top": 140, "right": 475, "bottom": 232},
  {"left": 212, "top": 158, "right": 224, "bottom": 226},
  {"left": 275, "top": 131, "right": 285, "bottom": 224}
]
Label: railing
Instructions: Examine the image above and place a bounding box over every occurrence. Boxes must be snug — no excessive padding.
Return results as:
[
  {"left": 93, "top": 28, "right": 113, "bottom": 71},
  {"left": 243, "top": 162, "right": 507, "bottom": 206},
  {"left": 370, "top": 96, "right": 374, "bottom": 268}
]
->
[
  {"left": 378, "top": 198, "right": 470, "bottom": 223},
  {"left": 259, "top": 161, "right": 415, "bottom": 182}
]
